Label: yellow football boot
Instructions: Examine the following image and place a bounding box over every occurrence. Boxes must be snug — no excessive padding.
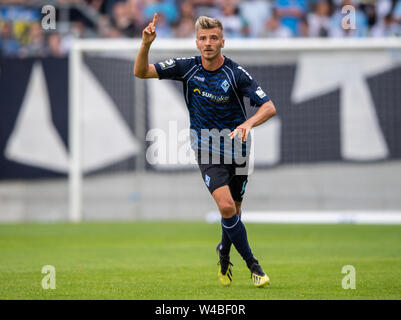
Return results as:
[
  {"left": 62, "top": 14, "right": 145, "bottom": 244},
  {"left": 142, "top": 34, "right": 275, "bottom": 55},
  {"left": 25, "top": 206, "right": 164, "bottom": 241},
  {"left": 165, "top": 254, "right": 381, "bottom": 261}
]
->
[
  {"left": 250, "top": 263, "right": 270, "bottom": 288},
  {"left": 216, "top": 243, "right": 233, "bottom": 287}
]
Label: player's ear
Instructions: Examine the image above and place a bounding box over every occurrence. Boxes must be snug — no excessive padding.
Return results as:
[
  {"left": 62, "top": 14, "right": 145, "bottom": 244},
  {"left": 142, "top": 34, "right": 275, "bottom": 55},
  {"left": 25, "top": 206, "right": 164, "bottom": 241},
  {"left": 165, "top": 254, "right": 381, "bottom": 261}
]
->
[{"left": 221, "top": 38, "right": 225, "bottom": 49}]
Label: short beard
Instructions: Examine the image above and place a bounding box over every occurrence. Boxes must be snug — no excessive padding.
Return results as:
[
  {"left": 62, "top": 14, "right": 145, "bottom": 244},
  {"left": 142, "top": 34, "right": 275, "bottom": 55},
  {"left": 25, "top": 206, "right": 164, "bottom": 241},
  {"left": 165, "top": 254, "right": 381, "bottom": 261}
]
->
[{"left": 203, "top": 50, "right": 220, "bottom": 61}]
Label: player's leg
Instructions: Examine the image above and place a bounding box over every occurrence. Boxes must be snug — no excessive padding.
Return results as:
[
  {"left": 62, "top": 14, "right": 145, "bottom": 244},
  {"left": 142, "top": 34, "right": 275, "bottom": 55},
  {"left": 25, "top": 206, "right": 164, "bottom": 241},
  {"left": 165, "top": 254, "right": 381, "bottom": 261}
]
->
[
  {"left": 212, "top": 186, "right": 258, "bottom": 271},
  {"left": 219, "top": 176, "right": 247, "bottom": 256},
  {"left": 198, "top": 164, "right": 269, "bottom": 287},
  {"left": 226, "top": 175, "right": 270, "bottom": 288},
  {"left": 197, "top": 164, "right": 235, "bottom": 286},
  {"left": 211, "top": 185, "right": 236, "bottom": 218},
  {"left": 218, "top": 200, "right": 242, "bottom": 257},
  {"left": 211, "top": 186, "right": 235, "bottom": 286},
  {"left": 235, "top": 201, "right": 242, "bottom": 217}
]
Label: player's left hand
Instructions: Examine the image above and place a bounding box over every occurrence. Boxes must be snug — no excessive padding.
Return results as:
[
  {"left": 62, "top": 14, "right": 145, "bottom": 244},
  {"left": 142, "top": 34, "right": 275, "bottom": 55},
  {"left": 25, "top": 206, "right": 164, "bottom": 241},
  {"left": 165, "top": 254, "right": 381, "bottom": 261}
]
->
[
  {"left": 142, "top": 13, "right": 158, "bottom": 44},
  {"left": 228, "top": 123, "right": 252, "bottom": 143}
]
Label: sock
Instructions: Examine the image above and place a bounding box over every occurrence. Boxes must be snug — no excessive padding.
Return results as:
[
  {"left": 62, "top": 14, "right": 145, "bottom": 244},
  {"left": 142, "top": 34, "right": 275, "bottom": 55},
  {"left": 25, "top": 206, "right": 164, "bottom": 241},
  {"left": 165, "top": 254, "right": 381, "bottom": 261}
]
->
[
  {"left": 220, "top": 213, "right": 243, "bottom": 255},
  {"left": 246, "top": 257, "right": 259, "bottom": 269},
  {"left": 221, "top": 215, "right": 254, "bottom": 264},
  {"left": 220, "top": 227, "right": 232, "bottom": 256}
]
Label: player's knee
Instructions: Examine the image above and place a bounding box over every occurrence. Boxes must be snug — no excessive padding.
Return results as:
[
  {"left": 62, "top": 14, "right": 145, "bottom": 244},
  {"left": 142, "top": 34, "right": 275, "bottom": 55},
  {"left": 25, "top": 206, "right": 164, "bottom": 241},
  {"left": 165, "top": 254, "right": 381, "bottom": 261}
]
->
[{"left": 218, "top": 200, "right": 236, "bottom": 218}]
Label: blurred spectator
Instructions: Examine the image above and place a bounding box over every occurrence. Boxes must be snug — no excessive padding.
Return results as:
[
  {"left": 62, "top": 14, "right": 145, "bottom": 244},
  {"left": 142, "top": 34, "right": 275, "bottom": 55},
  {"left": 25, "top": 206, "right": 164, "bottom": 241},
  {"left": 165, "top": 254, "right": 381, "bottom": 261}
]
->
[
  {"left": 86, "top": 0, "right": 106, "bottom": 13},
  {"left": 192, "top": 0, "right": 222, "bottom": 18},
  {"left": 393, "top": 0, "right": 401, "bottom": 24},
  {"left": 0, "top": 4, "right": 40, "bottom": 46},
  {"left": 217, "top": 0, "right": 249, "bottom": 38},
  {"left": 97, "top": 13, "right": 119, "bottom": 37},
  {"left": 20, "top": 22, "right": 46, "bottom": 57},
  {"left": 61, "top": 21, "right": 88, "bottom": 53},
  {"left": 307, "top": 0, "right": 332, "bottom": 37},
  {"left": 371, "top": 13, "right": 400, "bottom": 36},
  {"left": 111, "top": 1, "right": 140, "bottom": 37},
  {"left": 360, "top": 1, "right": 377, "bottom": 29},
  {"left": 0, "top": 21, "right": 20, "bottom": 57},
  {"left": 299, "top": 15, "right": 309, "bottom": 37},
  {"left": 179, "top": 0, "right": 195, "bottom": 20},
  {"left": 107, "top": 27, "right": 124, "bottom": 38},
  {"left": 103, "top": 0, "right": 126, "bottom": 16},
  {"left": 275, "top": 0, "right": 308, "bottom": 36},
  {"left": 174, "top": 0, "right": 195, "bottom": 38},
  {"left": 331, "top": 0, "right": 344, "bottom": 7},
  {"left": 126, "top": 0, "right": 146, "bottom": 28},
  {"left": 143, "top": 0, "right": 179, "bottom": 25},
  {"left": 329, "top": 0, "right": 369, "bottom": 37},
  {"left": 239, "top": 0, "right": 273, "bottom": 38},
  {"left": 46, "top": 32, "right": 67, "bottom": 57},
  {"left": 376, "top": 0, "right": 393, "bottom": 21},
  {"left": 174, "top": 15, "right": 195, "bottom": 38},
  {"left": 263, "top": 8, "right": 293, "bottom": 37}
]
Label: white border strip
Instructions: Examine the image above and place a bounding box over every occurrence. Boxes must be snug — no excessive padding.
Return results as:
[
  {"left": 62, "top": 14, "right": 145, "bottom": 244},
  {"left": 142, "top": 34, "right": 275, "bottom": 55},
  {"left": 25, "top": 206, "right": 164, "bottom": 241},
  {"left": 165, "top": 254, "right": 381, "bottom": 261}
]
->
[
  {"left": 71, "top": 38, "right": 401, "bottom": 52},
  {"left": 206, "top": 211, "right": 401, "bottom": 224}
]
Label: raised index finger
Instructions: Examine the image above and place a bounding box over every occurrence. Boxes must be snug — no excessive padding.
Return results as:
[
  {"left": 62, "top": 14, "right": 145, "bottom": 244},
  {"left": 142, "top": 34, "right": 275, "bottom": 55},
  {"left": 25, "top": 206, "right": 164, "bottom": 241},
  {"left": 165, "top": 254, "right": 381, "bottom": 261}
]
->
[{"left": 151, "top": 13, "right": 158, "bottom": 26}]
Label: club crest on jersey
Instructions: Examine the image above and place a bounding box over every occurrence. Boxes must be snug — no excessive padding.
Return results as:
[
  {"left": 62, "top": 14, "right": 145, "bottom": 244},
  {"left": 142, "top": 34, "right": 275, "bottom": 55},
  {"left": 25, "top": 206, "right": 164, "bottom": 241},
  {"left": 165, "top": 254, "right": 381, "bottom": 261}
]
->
[
  {"left": 158, "top": 59, "right": 175, "bottom": 70},
  {"left": 221, "top": 80, "right": 230, "bottom": 92}
]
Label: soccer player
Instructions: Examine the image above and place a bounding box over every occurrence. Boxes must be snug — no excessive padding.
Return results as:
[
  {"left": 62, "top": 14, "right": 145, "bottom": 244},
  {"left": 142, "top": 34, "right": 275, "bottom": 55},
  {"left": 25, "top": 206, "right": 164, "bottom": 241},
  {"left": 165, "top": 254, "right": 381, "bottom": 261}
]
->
[{"left": 134, "top": 14, "right": 276, "bottom": 288}]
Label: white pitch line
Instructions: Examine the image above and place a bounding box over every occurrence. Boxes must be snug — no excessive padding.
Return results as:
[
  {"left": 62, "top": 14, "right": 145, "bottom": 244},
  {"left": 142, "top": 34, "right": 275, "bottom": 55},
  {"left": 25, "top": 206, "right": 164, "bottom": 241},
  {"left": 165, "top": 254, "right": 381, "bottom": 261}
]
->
[{"left": 205, "top": 211, "right": 401, "bottom": 224}]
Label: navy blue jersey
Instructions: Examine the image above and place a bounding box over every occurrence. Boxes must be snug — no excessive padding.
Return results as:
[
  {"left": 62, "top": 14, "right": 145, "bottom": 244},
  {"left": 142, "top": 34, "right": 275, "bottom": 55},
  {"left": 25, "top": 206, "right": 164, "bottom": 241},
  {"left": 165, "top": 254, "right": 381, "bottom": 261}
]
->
[{"left": 154, "top": 56, "right": 270, "bottom": 160}]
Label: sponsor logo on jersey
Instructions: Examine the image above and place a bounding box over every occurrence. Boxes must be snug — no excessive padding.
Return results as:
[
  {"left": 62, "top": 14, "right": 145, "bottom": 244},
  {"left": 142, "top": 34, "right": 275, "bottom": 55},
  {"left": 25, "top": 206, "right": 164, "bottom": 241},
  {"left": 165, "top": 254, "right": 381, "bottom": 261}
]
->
[
  {"left": 194, "top": 75, "right": 205, "bottom": 82},
  {"left": 158, "top": 59, "right": 175, "bottom": 70},
  {"left": 193, "top": 88, "right": 229, "bottom": 103},
  {"left": 221, "top": 79, "right": 230, "bottom": 92},
  {"left": 255, "top": 86, "right": 266, "bottom": 99}
]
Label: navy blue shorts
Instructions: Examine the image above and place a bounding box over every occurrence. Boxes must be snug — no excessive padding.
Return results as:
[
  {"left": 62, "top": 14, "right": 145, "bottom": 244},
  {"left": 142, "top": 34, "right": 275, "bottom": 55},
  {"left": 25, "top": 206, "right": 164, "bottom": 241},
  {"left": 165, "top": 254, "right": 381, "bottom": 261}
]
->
[{"left": 198, "top": 162, "right": 249, "bottom": 202}]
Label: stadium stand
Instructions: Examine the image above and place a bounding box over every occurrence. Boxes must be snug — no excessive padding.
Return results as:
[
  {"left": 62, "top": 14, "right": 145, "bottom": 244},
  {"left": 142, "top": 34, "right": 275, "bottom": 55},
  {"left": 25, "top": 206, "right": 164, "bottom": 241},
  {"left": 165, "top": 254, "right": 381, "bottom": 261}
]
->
[{"left": 1, "top": 0, "right": 401, "bottom": 57}]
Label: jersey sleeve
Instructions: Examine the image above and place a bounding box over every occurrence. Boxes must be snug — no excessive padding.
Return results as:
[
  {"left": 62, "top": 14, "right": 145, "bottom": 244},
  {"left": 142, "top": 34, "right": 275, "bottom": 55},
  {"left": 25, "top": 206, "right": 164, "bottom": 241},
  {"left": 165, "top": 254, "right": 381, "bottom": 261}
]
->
[
  {"left": 237, "top": 67, "right": 270, "bottom": 108},
  {"left": 154, "top": 57, "right": 194, "bottom": 81}
]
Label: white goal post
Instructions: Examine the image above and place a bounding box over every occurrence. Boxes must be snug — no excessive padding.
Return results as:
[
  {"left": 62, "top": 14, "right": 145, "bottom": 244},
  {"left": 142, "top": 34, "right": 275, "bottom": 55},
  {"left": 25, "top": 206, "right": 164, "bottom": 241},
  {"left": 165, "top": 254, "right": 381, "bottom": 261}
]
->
[{"left": 68, "top": 37, "right": 401, "bottom": 223}]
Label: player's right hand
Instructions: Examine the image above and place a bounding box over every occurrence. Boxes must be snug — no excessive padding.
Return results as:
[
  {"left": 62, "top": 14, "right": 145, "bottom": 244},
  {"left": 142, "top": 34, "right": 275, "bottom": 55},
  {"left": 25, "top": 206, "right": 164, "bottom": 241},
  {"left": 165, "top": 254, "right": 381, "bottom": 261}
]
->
[{"left": 142, "top": 13, "right": 158, "bottom": 45}]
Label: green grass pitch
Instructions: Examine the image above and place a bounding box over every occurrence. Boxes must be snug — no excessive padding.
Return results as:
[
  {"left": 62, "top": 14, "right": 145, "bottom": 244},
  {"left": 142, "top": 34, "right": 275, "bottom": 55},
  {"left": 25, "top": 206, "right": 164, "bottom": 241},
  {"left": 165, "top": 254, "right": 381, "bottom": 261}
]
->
[{"left": 0, "top": 222, "right": 400, "bottom": 300}]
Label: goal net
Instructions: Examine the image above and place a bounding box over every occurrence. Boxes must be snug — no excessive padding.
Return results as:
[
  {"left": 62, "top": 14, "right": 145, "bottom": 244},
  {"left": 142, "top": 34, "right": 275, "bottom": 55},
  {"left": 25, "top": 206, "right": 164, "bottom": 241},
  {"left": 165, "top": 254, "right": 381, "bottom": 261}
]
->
[{"left": 69, "top": 38, "right": 401, "bottom": 222}]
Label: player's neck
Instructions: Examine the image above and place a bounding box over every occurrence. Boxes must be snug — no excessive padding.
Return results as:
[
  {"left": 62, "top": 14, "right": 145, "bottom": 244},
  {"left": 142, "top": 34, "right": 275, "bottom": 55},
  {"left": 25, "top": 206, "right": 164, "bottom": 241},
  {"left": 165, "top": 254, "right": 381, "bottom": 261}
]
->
[{"left": 201, "top": 54, "right": 225, "bottom": 71}]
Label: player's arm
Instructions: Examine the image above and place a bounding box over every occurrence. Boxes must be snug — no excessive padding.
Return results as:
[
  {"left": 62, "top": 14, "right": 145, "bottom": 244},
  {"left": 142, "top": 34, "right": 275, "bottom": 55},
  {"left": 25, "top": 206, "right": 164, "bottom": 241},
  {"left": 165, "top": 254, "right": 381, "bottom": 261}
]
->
[
  {"left": 229, "top": 100, "right": 276, "bottom": 143},
  {"left": 134, "top": 13, "right": 159, "bottom": 79},
  {"left": 229, "top": 68, "right": 277, "bottom": 142},
  {"left": 243, "top": 100, "right": 276, "bottom": 128}
]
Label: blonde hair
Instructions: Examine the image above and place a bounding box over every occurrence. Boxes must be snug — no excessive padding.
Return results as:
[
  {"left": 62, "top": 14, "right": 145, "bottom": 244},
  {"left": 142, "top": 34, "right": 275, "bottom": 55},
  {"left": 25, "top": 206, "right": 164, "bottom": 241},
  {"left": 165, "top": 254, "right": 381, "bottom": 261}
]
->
[{"left": 195, "top": 16, "right": 224, "bottom": 34}]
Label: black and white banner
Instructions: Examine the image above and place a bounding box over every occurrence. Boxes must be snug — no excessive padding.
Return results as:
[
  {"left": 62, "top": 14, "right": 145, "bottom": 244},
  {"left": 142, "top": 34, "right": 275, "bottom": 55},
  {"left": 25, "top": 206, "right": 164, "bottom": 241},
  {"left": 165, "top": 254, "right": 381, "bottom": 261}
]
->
[{"left": 0, "top": 55, "right": 400, "bottom": 179}]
